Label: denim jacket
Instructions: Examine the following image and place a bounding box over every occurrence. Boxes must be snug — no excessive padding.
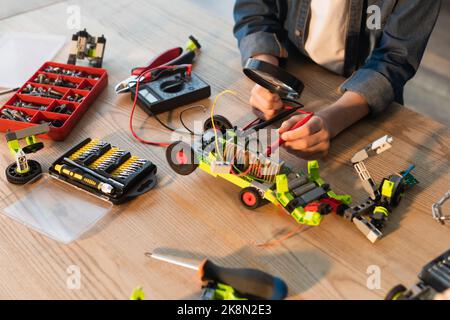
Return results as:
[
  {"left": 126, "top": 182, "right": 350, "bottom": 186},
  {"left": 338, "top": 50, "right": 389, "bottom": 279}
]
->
[{"left": 233, "top": 0, "right": 441, "bottom": 115}]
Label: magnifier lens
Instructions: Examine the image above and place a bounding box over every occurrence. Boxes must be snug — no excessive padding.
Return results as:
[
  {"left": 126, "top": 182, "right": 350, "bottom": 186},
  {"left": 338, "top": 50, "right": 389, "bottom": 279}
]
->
[
  {"left": 252, "top": 69, "right": 296, "bottom": 93},
  {"left": 243, "top": 59, "right": 304, "bottom": 99}
]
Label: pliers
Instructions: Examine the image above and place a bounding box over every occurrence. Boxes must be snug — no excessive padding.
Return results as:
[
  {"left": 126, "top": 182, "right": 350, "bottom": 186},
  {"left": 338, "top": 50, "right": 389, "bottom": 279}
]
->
[{"left": 115, "top": 35, "right": 201, "bottom": 94}]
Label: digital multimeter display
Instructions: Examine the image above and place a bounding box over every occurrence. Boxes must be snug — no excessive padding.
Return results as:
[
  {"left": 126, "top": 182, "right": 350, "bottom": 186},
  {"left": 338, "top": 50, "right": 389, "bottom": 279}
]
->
[{"left": 140, "top": 88, "right": 159, "bottom": 103}]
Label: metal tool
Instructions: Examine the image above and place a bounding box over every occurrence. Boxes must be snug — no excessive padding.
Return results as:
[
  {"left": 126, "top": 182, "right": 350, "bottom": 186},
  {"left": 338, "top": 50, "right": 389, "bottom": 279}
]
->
[
  {"left": 432, "top": 190, "right": 450, "bottom": 224},
  {"left": 54, "top": 163, "right": 115, "bottom": 195},
  {"left": 115, "top": 35, "right": 201, "bottom": 94},
  {"left": 51, "top": 138, "right": 157, "bottom": 204},
  {"left": 145, "top": 252, "right": 288, "bottom": 300},
  {"left": 0, "top": 87, "right": 19, "bottom": 96}
]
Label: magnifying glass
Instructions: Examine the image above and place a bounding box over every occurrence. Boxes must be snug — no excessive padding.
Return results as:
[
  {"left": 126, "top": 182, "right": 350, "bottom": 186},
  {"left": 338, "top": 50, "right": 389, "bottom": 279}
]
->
[{"left": 243, "top": 58, "right": 304, "bottom": 100}]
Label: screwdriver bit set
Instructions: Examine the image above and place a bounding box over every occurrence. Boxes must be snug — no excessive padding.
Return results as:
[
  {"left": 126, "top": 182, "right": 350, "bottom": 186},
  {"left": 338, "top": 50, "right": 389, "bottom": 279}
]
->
[
  {"left": 0, "top": 61, "right": 107, "bottom": 140},
  {"left": 49, "top": 138, "right": 157, "bottom": 204}
]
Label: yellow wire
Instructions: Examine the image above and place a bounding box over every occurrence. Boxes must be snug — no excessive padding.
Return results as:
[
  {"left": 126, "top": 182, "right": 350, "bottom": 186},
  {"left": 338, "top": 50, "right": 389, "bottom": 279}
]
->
[{"left": 210, "top": 90, "right": 237, "bottom": 161}]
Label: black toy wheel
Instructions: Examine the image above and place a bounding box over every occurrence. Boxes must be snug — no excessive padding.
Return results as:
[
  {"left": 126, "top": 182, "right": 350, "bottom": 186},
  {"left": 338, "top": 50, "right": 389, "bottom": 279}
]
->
[
  {"left": 166, "top": 141, "right": 198, "bottom": 176},
  {"left": 203, "top": 115, "right": 233, "bottom": 134},
  {"left": 5, "top": 160, "right": 42, "bottom": 185},
  {"left": 239, "top": 187, "right": 262, "bottom": 210},
  {"left": 385, "top": 284, "right": 407, "bottom": 300}
]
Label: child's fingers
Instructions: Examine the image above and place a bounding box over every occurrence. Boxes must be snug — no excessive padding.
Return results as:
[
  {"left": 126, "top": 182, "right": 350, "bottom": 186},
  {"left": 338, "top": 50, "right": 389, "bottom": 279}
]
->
[
  {"left": 280, "top": 116, "right": 323, "bottom": 141},
  {"left": 284, "top": 129, "right": 327, "bottom": 150},
  {"left": 251, "top": 94, "right": 281, "bottom": 111},
  {"left": 286, "top": 141, "right": 330, "bottom": 160},
  {"left": 252, "top": 107, "right": 278, "bottom": 120},
  {"left": 250, "top": 85, "right": 283, "bottom": 111},
  {"left": 279, "top": 115, "right": 304, "bottom": 133},
  {"left": 252, "top": 84, "right": 281, "bottom": 104}
]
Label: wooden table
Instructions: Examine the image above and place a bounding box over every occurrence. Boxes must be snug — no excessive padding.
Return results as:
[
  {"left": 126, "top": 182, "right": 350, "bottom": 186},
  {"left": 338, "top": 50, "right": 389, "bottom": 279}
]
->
[{"left": 0, "top": 0, "right": 449, "bottom": 300}]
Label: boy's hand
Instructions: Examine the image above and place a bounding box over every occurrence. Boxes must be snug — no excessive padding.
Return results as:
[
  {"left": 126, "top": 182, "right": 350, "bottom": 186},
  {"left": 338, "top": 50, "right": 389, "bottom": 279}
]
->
[
  {"left": 249, "top": 54, "right": 282, "bottom": 120},
  {"left": 278, "top": 114, "right": 331, "bottom": 159},
  {"left": 250, "top": 85, "right": 283, "bottom": 119}
]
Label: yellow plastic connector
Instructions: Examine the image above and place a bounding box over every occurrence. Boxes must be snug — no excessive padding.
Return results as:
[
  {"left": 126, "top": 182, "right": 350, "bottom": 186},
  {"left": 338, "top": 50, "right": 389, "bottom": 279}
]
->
[{"left": 381, "top": 180, "right": 395, "bottom": 198}]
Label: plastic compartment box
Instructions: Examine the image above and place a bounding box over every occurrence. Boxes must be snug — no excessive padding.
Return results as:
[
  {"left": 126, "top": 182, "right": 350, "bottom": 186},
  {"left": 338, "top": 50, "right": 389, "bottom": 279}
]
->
[{"left": 0, "top": 61, "right": 108, "bottom": 140}]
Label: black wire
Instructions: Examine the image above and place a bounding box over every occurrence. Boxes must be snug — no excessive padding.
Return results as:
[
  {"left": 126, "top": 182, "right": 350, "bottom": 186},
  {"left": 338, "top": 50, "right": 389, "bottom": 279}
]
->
[
  {"left": 179, "top": 105, "right": 206, "bottom": 136},
  {"left": 281, "top": 98, "right": 304, "bottom": 108},
  {"left": 137, "top": 67, "right": 200, "bottom": 136},
  {"left": 150, "top": 111, "right": 178, "bottom": 132}
]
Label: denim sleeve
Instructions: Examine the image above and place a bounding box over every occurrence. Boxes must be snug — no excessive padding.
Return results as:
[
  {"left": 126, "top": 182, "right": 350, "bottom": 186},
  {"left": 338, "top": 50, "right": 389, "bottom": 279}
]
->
[
  {"left": 233, "top": 0, "right": 288, "bottom": 65},
  {"left": 341, "top": 0, "right": 441, "bottom": 115}
]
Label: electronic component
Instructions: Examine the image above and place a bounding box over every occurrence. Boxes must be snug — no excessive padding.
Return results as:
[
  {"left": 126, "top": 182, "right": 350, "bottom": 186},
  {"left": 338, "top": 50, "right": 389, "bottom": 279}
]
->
[
  {"left": 130, "top": 72, "right": 210, "bottom": 115},
  {"left": 210, "top": 161, "right": 232, "bottom": 174},
  {"left": 166, "top": 115, "right": 352, "bottom": 227}
]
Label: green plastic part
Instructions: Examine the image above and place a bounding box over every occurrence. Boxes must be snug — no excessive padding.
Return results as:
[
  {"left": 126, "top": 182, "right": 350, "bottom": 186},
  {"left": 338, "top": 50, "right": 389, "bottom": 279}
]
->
[
  {"left": 276, "top": 174, "right": 289, "bottom": 193},
  {"left": 210, "top": 283, "right": 247, "bottom": 300},
  {"left": 401, "top": 172, "right": 419, "bottom": 187},
  {"left": 275, "top": 174, "right": 294, "bottom": 206},
  {"left": 130, "top": 286, "right": 146, "bottom": 300},
  {"left": 307, "top": 161, "right": 320, "bottom": 181},
  {"left": 327, "top": 191, "right": 352, "bottom": 205},
  {"left": 25, "top": 135, "right": 37, "bottom": 146},
  {"left": 7, "top": 140, "right": 21, "bottom": 155}
]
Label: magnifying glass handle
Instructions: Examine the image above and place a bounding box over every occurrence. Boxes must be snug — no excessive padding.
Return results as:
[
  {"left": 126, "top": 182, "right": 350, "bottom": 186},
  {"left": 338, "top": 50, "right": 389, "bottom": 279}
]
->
[{"left": 266, "top": 112, "right": 314, "bottom": 156}]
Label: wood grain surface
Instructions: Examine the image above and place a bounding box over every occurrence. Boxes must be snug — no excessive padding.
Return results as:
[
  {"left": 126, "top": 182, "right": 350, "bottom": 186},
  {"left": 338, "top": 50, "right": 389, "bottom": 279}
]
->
[{"left": 0, "top": 0, "right": 449, "bottom": 300}]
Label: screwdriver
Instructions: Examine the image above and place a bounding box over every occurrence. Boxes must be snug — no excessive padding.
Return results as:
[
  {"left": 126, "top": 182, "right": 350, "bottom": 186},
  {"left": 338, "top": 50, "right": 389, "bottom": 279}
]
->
[
  {"left": 0, "top": 87, "right": 19, "bottom": 96},
  {"left": 265, "top": 110, "right": 314, "bottom": 157},
  {"left": 146, "top": 252, "right": 288, "bottom": 300},
  {"left": 54, "top": 164, "right": 115, "bottom": 195}
]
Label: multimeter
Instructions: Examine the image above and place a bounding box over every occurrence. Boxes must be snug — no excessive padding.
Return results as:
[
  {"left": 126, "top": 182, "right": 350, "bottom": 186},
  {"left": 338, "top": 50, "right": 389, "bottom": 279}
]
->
[{"left": 130, "top": 72, "right": 211, "bottom": 115}]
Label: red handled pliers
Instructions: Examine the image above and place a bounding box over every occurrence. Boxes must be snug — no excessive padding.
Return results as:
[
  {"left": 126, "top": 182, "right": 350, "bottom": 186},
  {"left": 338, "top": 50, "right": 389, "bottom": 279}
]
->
[
  {"left": 115, "top": 36, "right": 201, "bottom": 94},
  {"left": 115, "top": 47, "right": 184, "bottom": 94}
]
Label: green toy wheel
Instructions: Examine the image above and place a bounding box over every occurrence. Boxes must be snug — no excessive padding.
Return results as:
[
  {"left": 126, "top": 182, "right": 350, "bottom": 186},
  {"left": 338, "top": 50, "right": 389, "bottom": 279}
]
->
[
  {"left": 385, "top": 284, "right": 407, "bottom": 300},
  {"left": 239, "top": 187, "right": 262, "bottom": 210},
  {"left": 166, "top": 141, "right": 198, "bottom": 176},
  {"left": 5, "top": 160, "right": 42, "bottom": 185}
]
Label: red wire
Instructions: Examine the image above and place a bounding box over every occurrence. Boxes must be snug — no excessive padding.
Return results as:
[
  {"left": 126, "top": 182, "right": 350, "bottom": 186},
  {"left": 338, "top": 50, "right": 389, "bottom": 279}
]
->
[
  {"left": 243, "top": 103, "right": 306, "bottom": 131},
  {"left": 128, "top": 65, "right": 190, "bottom": 147}
]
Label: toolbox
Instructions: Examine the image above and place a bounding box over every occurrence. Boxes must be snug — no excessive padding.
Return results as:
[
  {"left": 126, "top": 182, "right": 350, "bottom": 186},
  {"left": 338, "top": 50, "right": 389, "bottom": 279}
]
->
[
  {"left": 49, "top": 138, "right": 157, "bottom": 204},
  {"left": 0, "top": 138, "right": 157, "bottom": 244},
  {"left": 0, "top": 61, "right": 107, "bottom": 140}
]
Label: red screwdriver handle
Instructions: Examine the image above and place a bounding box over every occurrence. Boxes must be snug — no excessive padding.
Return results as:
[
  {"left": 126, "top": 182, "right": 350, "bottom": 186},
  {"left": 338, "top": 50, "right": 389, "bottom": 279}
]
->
[
  {"left": 266, "top": 110, "right": 314, "bottom": 156},
  {"left": 199, "top": 259, "right": 288, "bottom": 300}
]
